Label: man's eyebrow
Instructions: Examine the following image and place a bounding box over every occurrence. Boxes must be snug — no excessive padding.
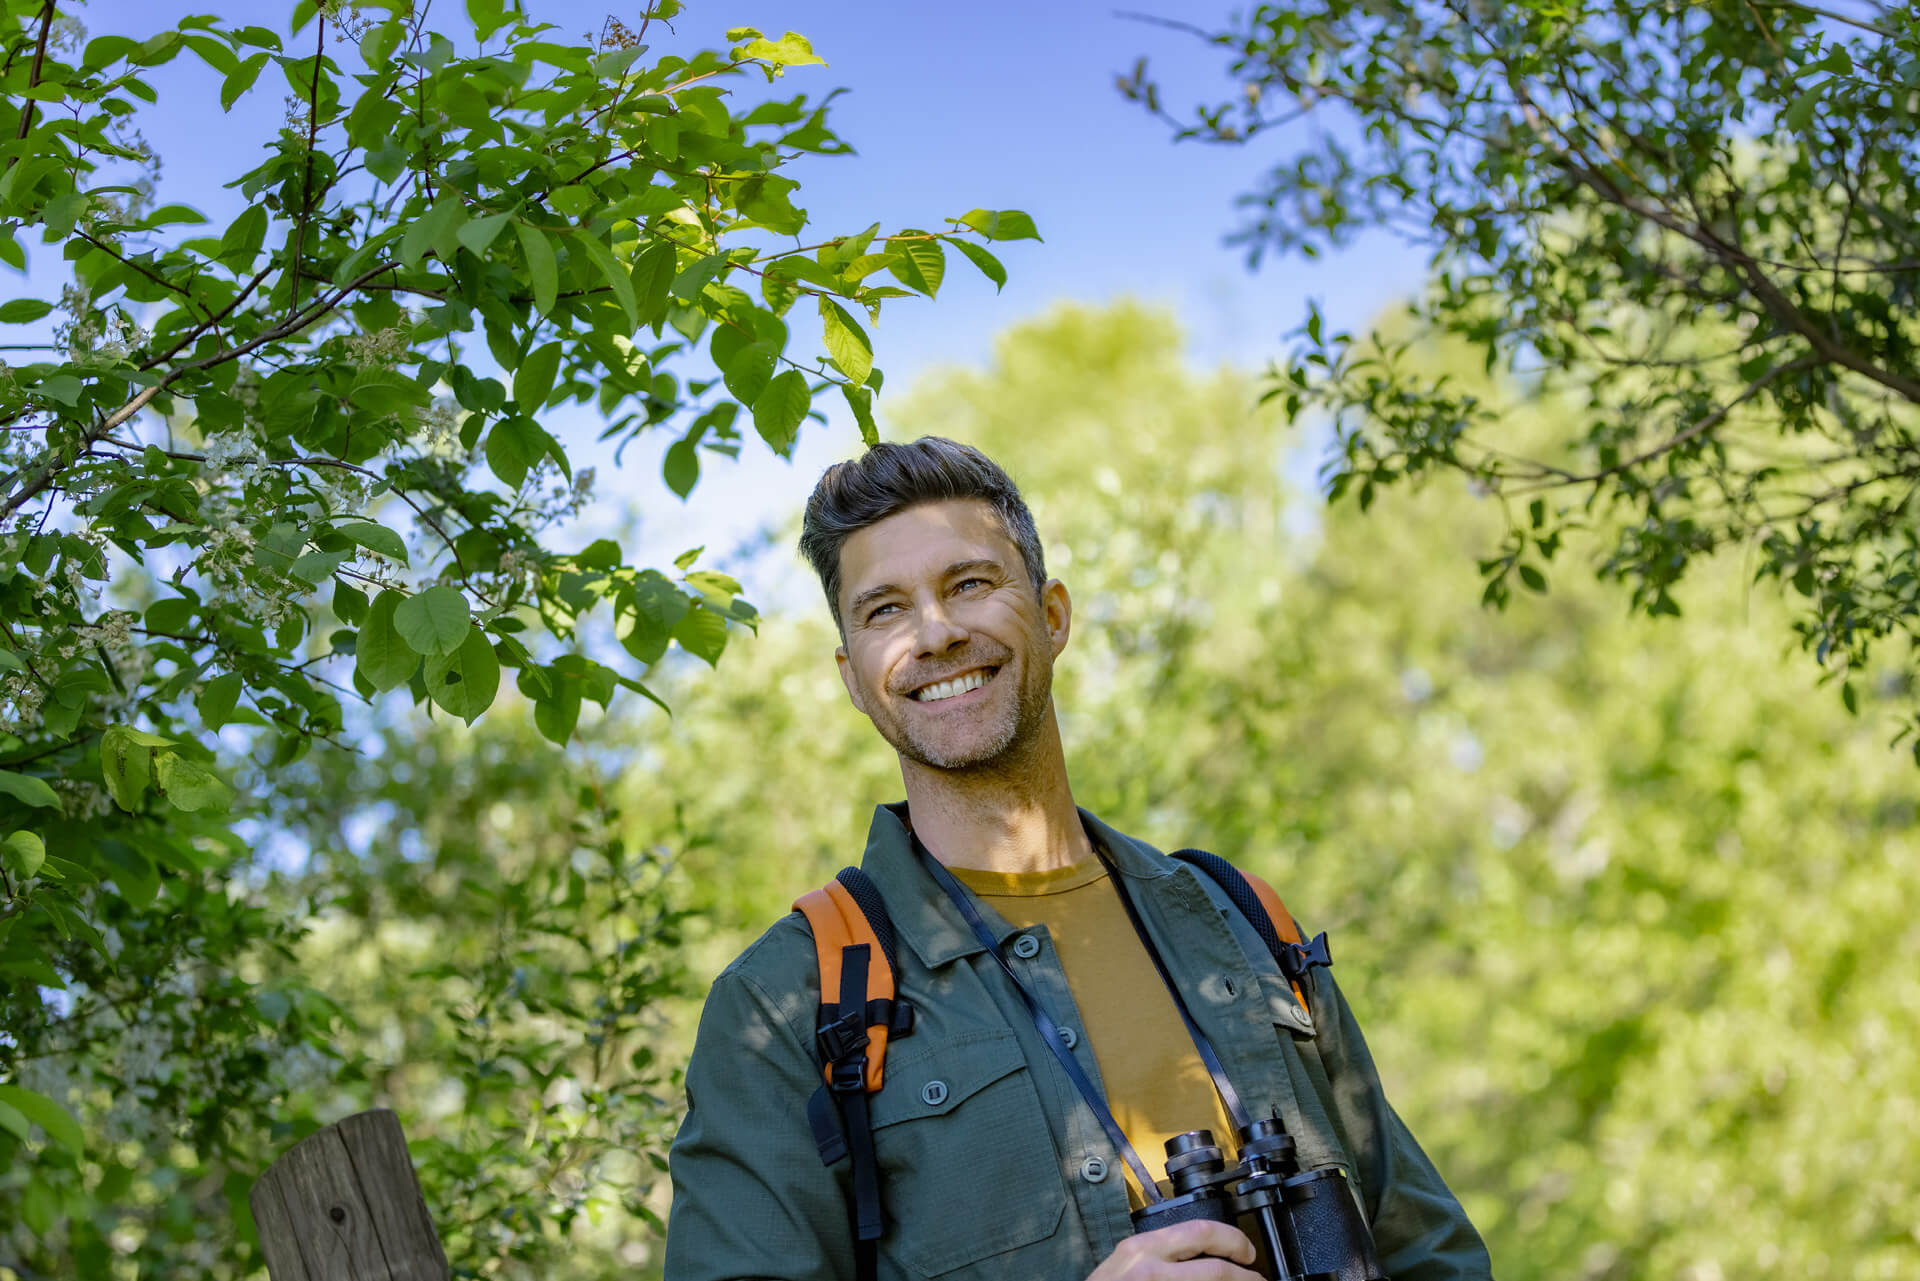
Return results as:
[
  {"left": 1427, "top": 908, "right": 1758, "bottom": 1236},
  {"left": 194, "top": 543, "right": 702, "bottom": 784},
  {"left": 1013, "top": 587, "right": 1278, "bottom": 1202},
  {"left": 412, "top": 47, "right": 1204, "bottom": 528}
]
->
[{"left": 846, "top": 559, "right": 1009, "bottom": 619}]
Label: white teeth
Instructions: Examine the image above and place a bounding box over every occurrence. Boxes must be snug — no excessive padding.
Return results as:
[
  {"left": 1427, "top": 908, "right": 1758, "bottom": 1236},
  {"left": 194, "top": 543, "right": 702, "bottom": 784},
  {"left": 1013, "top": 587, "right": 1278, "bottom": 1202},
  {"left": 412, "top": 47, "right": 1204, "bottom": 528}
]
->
[{"left": 915, "top": 670, "right": 990, "bottom": 702}]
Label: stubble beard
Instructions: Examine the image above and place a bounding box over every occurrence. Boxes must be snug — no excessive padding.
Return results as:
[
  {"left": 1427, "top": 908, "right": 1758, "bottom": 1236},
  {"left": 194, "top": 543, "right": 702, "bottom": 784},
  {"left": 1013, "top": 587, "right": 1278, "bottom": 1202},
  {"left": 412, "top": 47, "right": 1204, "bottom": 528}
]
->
[{"left": 884, "top": 655, "right": 1052, "bottom": 774}]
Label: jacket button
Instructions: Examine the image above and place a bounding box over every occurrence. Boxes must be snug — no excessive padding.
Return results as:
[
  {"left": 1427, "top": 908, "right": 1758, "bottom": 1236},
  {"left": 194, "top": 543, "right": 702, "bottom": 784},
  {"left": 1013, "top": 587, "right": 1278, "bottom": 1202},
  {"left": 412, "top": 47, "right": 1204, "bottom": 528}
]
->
[
  {"left": 1011, "top": 934, "right": 1041, "bottom": 959},
  {"left": 920, "top": 1080, "right": 949, "bottom": 1107},
  {"left": 1080, "top": 1155, "right": 1108, "bottom": 1183},
  {"left": 1058, "top": 1026, "right": 1079, "bottom": 1050}
]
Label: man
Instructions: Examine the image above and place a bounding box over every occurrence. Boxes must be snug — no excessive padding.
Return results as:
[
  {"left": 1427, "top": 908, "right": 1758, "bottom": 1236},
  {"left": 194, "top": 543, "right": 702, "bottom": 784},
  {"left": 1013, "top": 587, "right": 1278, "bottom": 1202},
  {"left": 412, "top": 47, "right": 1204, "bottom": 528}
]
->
[{"left": 666, "top": 437, "right": 1491, "bottom": 1280}]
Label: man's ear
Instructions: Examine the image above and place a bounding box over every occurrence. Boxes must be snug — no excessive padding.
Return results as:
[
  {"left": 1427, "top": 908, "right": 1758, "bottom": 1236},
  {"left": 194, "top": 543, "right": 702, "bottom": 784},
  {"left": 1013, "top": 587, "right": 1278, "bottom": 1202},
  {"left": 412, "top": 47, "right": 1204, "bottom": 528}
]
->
[
  {"left": 835, "top": 644, "right": 868, "bottom": 716},
  {"left": 1042, "top": 578, "right": 1072, "bottom": 658}
]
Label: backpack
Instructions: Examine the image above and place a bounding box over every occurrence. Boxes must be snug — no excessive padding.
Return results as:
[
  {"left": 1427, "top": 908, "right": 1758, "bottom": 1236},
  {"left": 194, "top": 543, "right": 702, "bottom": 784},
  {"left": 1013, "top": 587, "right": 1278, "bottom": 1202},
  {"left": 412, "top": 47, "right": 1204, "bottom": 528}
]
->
[{"left": 792, "top": 850, "right": 1333, "bottom": 1281}]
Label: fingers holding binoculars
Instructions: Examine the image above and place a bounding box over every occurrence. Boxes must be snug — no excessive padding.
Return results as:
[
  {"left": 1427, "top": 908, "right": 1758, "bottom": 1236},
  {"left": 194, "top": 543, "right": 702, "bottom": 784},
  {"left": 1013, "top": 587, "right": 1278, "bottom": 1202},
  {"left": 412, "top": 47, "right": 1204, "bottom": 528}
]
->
[{"left": 1086, "top": 1220, "right": 1262, "bottom": 1280}]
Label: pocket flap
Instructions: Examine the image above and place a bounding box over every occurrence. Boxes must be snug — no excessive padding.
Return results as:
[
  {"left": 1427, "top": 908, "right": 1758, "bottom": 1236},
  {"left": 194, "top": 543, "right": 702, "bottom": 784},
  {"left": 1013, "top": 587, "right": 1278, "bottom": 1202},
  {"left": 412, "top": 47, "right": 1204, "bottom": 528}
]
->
[
  {"left": 870, "top": 1029, "right": 1029, "bottom": 1128},
  {"left": 1260, "top": 970, "right": 1316, "bottom": 1037}
]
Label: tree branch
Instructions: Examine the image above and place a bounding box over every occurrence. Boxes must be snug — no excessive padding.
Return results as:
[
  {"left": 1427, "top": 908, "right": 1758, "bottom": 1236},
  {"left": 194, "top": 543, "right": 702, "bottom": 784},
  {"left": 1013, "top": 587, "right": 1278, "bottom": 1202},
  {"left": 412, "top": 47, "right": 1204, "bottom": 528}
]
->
[
  {"left": 7, "top": 1, "right": 54, "bottom": 158},
  {"left": 1507, "top": 355, "right": 1822, "bottom": 494},
  {"left": 4, "top": 263, "right": 401, "bottom": 522},
  {"left": 288, "top": 17, "right": 327, "bottom": 316}
]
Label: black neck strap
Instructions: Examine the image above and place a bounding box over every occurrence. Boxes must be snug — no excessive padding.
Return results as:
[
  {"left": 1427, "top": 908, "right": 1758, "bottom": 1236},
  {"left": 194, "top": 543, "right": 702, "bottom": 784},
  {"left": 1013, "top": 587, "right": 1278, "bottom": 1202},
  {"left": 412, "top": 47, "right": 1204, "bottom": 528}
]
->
[
  {"left": 912, "top": 834, "right": 1167, "bottom": 1201},
  {"left": 913, "top": 828, "right": 1255, "bottom": 1198},
  {"left": 1088, "top": 839, "right": 1252, "bottom": 1136}
]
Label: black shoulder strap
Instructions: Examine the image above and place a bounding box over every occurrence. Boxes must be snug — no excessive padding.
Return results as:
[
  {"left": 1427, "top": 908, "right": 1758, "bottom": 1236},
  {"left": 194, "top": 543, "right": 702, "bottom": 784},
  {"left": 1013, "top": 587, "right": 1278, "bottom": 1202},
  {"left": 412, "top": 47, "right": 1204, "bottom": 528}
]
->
[
  {"left": 1172, "top": 848, "right": 1333, "bottom": 1006},
  {"left": 792, "top": 866, "right": 914, "bottom": 1281}
]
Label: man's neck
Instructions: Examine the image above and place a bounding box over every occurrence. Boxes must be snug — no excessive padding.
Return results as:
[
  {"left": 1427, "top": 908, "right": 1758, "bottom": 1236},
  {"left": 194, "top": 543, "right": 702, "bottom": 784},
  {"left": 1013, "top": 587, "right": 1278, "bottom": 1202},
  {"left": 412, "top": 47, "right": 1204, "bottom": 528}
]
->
[{"left": 898, "top": 716, "right": 1092, "bottom": 875}]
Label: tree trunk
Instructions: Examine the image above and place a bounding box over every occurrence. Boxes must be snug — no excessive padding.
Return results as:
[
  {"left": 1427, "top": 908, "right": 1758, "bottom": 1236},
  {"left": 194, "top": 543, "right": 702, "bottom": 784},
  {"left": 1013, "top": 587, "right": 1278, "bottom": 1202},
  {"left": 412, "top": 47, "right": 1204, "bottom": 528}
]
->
[{"left": 250, "top": 1108, "right": 449, "bottom": 1281}]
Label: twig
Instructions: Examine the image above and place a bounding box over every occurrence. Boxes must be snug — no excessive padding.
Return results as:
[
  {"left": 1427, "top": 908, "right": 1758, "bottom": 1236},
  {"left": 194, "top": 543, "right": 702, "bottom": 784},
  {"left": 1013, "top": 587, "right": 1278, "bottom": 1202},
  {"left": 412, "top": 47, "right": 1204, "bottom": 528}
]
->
[
  {"left": 6, "top": 1, "right": 55, "bottom": 161},
  {"left": 4, "top": 263, "right": 403, "bottom": 522},
  {"left": 1507, "top": 355, "right": 1821, "bottom": 494},
  {"left": 289, "top": 18, "right": 327, "bottom": 315}
]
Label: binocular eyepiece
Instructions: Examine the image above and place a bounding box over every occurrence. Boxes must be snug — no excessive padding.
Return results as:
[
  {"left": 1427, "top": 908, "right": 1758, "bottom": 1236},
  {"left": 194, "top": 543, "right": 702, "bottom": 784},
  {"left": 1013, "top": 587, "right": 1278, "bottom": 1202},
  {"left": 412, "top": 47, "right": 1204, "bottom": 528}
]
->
[{"left": 1129, "top": 1116, "right": 1388, "bottom": 1281}]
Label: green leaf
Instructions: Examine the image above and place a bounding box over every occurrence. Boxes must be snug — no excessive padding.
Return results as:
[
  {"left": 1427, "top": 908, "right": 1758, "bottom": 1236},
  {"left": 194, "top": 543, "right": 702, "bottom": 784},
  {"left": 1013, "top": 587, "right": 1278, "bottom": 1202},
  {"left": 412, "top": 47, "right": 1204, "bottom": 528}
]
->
[
  {"left": 221, "top": 51, "right": 270, "bottom": 109},
  {"left": 887, "top": 236, "right": 945, "bottom": 298},
  {"left": 394, "top": 584, "right": 472, "bottom": 657},
  {"left": 514, "top": 341, "right": 563, "bottom": 410},
  {"left": 455, "top": 209, "right": 513, "bottom": 257},
  {"left": 336, "top": 521, "right": 408, "bottom": 564},
  {"left": 0, "top": 299, "right": 54, "bottom": 324},
  {"left": 664, "top": 438, "right": 699, "bottom": 498},
  {"left": 722, "top": 341, "right": 778, "bottom": 405},
  {"left": 423, "top": 629, "right": 501, "bottom": 724},
  {"left": 98, "top": 725, "right": 152, "bottom": 812},
  {"left": 819, "top": 299, "right": 873, "bottom": 385},
  {"left": 958, "top": 209, "right": 1042, "bottom": 242},
  {"left": 0, "top": 1085, "right": 83, "bottom": 1156},
  {"left": 155, "top": 752, "right": 234, "bottom": 813},
  {"left": 400, "top": 196, "right": 464, "bottom": 269},
  {"left": 673, "top": 605, "right": 729, "bottom": 666},
  {"left": 198, "top": 672, "right": 244, "bottom": 730},
  {"left": 949, "top": 237, "right": 1006, "bottom": 291},
  {"left": 1785, "top": 88, "right": 1819, "bottom": 132},
  {"left": 516, "top": 222, "right": 558, "bottom": 316},
  {"left": 572, "top": 232, "right": 640, "bottom": 332},
  {"left": 534, "top": 681, "right": 582, "bottom": 744},
  {"left": 752, "top": 369, "right": 810, "bottom": 454},
  {"left": 1517, "top": 564, "right": 1547, "bottom": 593},
  {"left": 357, "top": 589, "right": 421, "bottom": 690},
  {"left": 843, "top": 382, "right": 879, "bottom": 447},
  {"left": 2, "top": 831, "right": 45, "bottom": 879},
  {"left": 737, "top": 31, "right": 825, "bottom": 68},
  {"left": 486, "top": 415, "right": 544, "bottom": 488},
  {"left": 0, "top": 1099, "right": 28, "bottom": 1145},
  {"left": 0, "top": 771, "right": 60, "bottom": 810}
]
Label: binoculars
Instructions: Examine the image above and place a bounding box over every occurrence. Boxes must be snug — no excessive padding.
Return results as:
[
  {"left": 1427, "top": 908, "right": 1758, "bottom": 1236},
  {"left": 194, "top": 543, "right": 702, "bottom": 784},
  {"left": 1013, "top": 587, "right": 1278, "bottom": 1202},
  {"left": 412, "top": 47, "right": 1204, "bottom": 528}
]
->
[{"left": 1130, "top": 1116, "right": 1388, "bottom": 1281}]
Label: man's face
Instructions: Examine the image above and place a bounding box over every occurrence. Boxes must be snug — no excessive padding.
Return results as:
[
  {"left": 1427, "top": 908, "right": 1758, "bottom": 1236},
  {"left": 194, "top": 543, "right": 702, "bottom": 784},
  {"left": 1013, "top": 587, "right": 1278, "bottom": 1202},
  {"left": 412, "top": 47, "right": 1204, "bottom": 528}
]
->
[{"left": 833, "top": 499, "right": 1069, "bottom": 773}]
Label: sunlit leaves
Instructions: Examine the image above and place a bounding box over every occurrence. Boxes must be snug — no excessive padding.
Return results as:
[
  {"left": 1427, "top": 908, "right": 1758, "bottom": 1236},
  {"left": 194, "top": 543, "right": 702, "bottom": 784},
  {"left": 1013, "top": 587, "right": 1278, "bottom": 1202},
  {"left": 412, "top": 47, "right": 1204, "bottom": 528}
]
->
[
  {"left": 819, "top": 299, "right": 873, "bottom": 385},
  {"left": 423, "top": 630, "right": 500, "bottom": 723},
  {"left": 958, "top": 208, "right": 1042, "bottom": 242},
  {"left": 393, "top": 585, "right": 471, "bottom": 657},
  {"left": 356, "top": 590, "right": 421, "bottom": 691},
  {"left": 752, "top": 369, "right": 811, "bottom": 453}
]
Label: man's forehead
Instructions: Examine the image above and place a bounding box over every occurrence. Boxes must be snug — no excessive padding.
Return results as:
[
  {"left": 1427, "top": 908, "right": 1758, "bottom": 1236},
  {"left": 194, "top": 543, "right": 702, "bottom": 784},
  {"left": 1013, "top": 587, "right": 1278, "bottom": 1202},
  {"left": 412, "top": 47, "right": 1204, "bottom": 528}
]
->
[{"left": 838, "top": 500, "right": 1015, "bottom": 593}]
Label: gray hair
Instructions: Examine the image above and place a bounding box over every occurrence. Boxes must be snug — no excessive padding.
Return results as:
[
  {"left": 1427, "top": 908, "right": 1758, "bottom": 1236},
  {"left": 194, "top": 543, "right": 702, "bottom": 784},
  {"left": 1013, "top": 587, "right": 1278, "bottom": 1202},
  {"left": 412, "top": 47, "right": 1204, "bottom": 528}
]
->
[{"left": 798, "top": 436, "right": 1047, "bottom": 634}]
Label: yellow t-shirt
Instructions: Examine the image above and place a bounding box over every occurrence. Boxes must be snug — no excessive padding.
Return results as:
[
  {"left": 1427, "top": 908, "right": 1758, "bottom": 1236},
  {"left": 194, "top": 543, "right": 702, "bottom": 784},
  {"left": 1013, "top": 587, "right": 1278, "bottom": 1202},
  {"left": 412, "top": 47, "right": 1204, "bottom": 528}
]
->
[{"left": 949, "top": 855, "right": 1238, "bottom": 1206}]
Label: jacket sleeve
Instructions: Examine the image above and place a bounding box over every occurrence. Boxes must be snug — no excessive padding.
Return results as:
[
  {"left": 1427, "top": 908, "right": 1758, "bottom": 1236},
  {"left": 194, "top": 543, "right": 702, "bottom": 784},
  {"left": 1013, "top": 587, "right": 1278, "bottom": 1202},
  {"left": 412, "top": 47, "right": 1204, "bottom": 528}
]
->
[
  {"left": 1306, "top": 965, "right": 1495, "bottom": 1281},
  {"left": 664, "top": 960, "right": 856, "bottom": 1281}
]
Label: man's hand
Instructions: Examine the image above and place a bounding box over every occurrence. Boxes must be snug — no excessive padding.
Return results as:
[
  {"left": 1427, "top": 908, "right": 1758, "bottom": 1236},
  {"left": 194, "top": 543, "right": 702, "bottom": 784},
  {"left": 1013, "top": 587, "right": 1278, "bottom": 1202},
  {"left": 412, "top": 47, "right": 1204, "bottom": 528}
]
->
[{"left": 1085, "top": 1221, "right": 1263, "bottom": 1280}]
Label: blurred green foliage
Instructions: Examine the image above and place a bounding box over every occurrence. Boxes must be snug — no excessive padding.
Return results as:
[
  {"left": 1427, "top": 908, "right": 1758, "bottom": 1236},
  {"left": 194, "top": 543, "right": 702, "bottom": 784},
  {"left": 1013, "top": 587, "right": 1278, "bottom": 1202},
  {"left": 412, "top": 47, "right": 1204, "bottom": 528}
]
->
[
  {"left": 9, "top": 296, "right": 1916, "bottom": 1280},
  {"left": 630, "top": 302, "right": 1920, "bottom": 1279}
]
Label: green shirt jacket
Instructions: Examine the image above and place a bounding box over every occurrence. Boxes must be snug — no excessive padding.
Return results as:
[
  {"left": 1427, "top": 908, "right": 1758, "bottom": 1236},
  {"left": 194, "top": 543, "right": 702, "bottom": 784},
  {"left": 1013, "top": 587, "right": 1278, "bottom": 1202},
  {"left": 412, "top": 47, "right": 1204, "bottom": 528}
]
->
[{"left": 665, "top": 804, "right": 1493, "bottom": 1281}]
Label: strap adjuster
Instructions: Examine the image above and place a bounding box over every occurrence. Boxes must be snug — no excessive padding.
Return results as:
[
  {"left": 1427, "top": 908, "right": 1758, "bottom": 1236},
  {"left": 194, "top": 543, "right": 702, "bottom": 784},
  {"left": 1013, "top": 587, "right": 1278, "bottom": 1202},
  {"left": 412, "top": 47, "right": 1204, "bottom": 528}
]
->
[
  {"left": 829, "top": 1054, "right": 869, "bottom": 1094},
  {"left": 817, "top": 1006, "right": 871, "bottom": 1062},
  {"left": 1280, "top": 931, "right": 1333, "bottom": 981}
]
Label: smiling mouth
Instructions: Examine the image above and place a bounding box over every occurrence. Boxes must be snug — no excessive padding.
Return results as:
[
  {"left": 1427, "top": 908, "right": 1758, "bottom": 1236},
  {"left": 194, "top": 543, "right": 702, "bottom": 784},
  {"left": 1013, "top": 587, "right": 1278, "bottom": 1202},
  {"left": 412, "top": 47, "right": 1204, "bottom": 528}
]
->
[{"left": 909, "top": 667, "right": 999, "bottom": 703}]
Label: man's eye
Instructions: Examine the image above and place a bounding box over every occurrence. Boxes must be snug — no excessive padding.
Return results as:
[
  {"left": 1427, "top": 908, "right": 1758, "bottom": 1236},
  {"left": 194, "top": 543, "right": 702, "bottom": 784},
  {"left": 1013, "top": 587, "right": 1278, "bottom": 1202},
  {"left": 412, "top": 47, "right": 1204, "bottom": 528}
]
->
[
  {"left": 956, "top": 578, "right": 989, "bottom": 592},
  {"left": 867, "top": 603, "right": 899, "bottom": 620}
]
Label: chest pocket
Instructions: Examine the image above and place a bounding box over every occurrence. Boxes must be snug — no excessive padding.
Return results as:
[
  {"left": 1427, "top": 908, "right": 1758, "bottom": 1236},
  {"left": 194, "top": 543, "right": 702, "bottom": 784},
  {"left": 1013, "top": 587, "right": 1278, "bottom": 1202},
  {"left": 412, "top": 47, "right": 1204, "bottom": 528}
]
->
[{"left": 869, "top": 1028, "right": 1068, "bottom": 1279}]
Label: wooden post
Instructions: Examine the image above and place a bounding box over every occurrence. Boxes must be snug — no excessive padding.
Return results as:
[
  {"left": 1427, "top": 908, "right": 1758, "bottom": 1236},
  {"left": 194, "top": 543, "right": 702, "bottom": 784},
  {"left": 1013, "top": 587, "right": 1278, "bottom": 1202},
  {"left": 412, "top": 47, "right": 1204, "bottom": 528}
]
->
[{"left": 250, "top": 1108, "right": 450, "bottom": 1281}]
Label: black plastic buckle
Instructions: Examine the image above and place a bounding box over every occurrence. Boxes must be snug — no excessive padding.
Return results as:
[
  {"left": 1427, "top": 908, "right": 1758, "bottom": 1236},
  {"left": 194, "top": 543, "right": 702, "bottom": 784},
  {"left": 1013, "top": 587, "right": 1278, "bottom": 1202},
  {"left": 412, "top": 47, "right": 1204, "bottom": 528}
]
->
[
  {"left": 829, "top": 1054, "right": 869, "bottom": 1094},
  {"left": 817, "top": 1008, "right": 871, "bottom": 1063},
  {"left": 1280, "top": 931, "right": 1333, "bottom": 980}
]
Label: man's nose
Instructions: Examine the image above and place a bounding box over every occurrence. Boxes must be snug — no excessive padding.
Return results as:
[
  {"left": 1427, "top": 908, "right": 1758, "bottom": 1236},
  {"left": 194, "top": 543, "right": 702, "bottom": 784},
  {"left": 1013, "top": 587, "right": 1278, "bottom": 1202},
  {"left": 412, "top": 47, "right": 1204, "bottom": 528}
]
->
[{"left": 912, "top": 597, "right": 967, "bottom": 657}]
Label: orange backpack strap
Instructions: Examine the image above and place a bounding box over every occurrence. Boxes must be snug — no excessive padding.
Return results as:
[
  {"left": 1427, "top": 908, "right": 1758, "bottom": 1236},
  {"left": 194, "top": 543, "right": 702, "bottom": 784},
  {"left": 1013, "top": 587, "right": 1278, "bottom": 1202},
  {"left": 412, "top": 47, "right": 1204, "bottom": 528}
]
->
[
  {"left": 792, "top": 871, "right": 906, "bottom": 1091},
  {"left": 793, "top": 867, "right": 911, "bottom": 1271},
  {"left": 1170, "top": 849, "right": 1332, "bottom": 1013}
]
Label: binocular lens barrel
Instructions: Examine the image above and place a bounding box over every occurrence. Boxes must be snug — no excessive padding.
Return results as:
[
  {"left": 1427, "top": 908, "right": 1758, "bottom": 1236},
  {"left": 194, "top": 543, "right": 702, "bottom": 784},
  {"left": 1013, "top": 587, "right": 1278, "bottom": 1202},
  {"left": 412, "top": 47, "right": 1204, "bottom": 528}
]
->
[{"left": 1128, "top": 1127, "right": 1390, "bottom": 1281}]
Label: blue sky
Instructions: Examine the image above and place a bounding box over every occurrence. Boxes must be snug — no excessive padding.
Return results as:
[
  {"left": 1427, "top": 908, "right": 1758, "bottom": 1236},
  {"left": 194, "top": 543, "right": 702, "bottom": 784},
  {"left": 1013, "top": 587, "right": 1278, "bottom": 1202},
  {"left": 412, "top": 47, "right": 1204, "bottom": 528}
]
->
[{"left": 70, "top": 0, "right": 1425, "bottom": 600}]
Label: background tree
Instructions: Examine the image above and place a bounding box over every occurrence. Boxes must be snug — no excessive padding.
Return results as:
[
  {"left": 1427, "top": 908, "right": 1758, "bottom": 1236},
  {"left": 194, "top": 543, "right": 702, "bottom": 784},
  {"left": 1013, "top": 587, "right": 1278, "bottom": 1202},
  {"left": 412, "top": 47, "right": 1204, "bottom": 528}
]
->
[
  {"left": 1122, "top": 0, "right": 1920, "bottom": 751},
  {"left": 0, "top": 0, "right": 1029, "bottom": 1274},
  {"left": 624, "top": 302, "right": 1920, "bottom": 1280}
]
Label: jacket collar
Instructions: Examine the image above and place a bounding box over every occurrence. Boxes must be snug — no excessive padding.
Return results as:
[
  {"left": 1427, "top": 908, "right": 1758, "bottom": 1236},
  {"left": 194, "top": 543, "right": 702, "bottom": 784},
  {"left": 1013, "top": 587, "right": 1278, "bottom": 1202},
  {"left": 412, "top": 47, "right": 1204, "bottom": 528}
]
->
[{"left": 859, "top": 800, "right": 1178, "bottom": 971}]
